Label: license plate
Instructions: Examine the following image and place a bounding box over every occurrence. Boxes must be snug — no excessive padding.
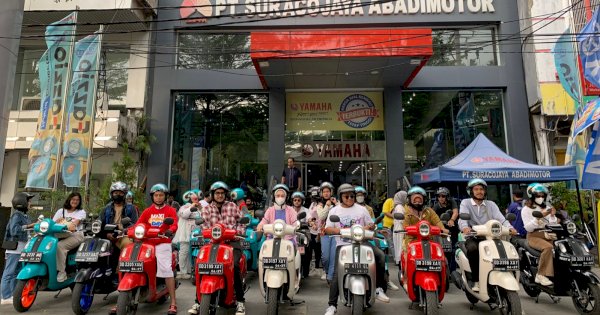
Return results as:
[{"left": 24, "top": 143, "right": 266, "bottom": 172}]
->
[
  {"left": 263, "top": 258, "right": 287, "bottom": 269},
  {"left": 492, "top": 259, "right": 519, "bottom": 271},
  {"left": 190, "top": 239, "right": 205, "bottom": 247},
  {"left": 415, "top": 260, "right": 442, "bottom": 272},
  {"left": 19, "top": 252, "right": 42, "bottom": 263},
  {"left": 75, "top": 251, "right": 99, "bottom": 262},
  {"left": 298, "top": 246, "right": 305, "bottom": 255},
  {"left": 344, "top": 263, "right": 369, "bottom": 274},
  {"left": 119, "top": 261, "right": 144, "bottom": 273},
  {"left": 197, "top": 263, "right": 223, "bottom": 275},
  {"left": 240, "top": 240, "right": 250, "bottom": 250},
  {"left": 442, "top": 242, "right": 453, "bottom": 253},
  {"left": 571, "top": 255, "right": 595, "bottom": 267}
]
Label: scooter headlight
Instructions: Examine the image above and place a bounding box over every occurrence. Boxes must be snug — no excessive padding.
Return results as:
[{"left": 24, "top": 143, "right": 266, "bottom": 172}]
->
[
  {"left": 39, "top": 221, "right": 49, "bottom": 233},
  {"left": 558, "top": 243, "right": 567, "bottom": 253},
  {"left": 419, "top": 223, "right": 430, "bottom": 237},
  {"left": 134, "top": 225, "right": 145, "bottom": 239},
  {"left": 91, "top": 221, "right": 102, "bottom": 234},
  {"left": 567, "top": 222, "right": 577, "bottom": 235},
  {"left": 352, "top": 226, "right": 365, "bottom": 242},
  {"left": 273, "top": 222, "right": 285, "bottom": 237},
  {"left": 212, "top": 226, "right": 222, "bottom": 240},
  {"left": 78, "top": 243, "right": 85, "bottom": 251},
  {"left": 491, "top": 222, "right": 502, "bottom": 237}
]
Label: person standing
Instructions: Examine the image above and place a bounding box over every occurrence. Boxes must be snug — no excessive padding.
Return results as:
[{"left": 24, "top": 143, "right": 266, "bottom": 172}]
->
[
  {"left": 432, "top": 187, "right": 459, "bottom": 271},
  {"left": 175, "top": 190, "right": 202, "bottom": 279},
  {"left": 281, "top": 157, "right": 302, "bottom": 192},
  {"left": 506, "top": 190, "right": 526, "bottom": 237},
  {"left": 1, "top": 193, "right": 36, "bottom": 304}
]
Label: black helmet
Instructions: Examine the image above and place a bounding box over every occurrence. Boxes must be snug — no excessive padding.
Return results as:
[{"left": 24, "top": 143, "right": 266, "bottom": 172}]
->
[{"left": 12, "top": 192, "right": 33, "bottom": 210}]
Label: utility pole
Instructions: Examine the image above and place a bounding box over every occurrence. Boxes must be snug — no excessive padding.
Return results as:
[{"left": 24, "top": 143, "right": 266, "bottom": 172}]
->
[{"left": 0, "top": 0, "right": 25, "bottom": 183}]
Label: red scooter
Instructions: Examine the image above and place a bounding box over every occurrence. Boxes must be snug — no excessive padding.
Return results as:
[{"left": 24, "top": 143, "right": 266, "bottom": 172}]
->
[
  {"left": 395, "top": 213, "right": 447, "bottom": 315},
  {"left": 116, "top": 217, "right": 178, "bottom": 315},
  {"left": 194, "top": 217, "right": 250, "bottom": 315}
]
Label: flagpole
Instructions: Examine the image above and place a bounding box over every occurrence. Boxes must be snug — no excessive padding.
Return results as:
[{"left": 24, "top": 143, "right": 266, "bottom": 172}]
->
[
  {"left": 84, "top": 25, "right": 104, "bottom": 192},
  {"left": 53, "top": 11, "right": 78, "bottom": 191}
]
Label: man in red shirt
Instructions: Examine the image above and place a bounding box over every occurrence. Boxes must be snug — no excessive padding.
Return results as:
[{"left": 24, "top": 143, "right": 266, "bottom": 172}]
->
[{"left": 137, "top": 183, "right": 179, "bottom": 315}]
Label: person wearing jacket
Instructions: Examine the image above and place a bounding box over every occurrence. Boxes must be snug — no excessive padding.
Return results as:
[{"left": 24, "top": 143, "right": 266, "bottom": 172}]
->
[
  {"left": 174, "top": 190, "right": 202, "bottom": 279},
  {"left": 313, "top": 182, "right": 338, "bottom": 281},
  {"left": 100, "top": 181, "right": 138, "bottom": 249},
  {"left": 256, "top": 184, "right": 299, "bottom": 242},
  {"left": 1, "top": 192, "right": 36, "bottom": 304}
]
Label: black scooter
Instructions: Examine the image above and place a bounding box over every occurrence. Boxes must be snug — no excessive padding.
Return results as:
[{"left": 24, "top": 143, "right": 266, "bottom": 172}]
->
[
  {"left": 71, "top": 216, "right": 129, "bottom": 315},
  {"left": 512, "top": 211, "right": 600, "bottom": 315}
]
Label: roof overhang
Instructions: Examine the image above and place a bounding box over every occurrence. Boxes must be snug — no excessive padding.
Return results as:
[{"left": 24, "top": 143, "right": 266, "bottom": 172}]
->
[{"left": 251, "top": 29, "right": 433, "bottom": 89}]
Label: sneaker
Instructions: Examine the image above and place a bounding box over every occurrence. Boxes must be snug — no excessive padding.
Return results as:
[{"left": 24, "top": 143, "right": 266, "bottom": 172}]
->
[
  {"left": 167, "top": 304, "right": 177, "bottom": 315},
  {"left": 182, "top": 274, "right": 191, "bottom": 280},
  {"left": 1, "top": 298, "right": 12, "bottom": 305},
  {"left": 57, "top": 271, "right": 67, "bottom": 282},
  {"left": 321, "top": 273, "right": 327, "bottom": 281},
  {"left": 472, "top": 282, "right": 480, "bottom": 292},
  {"left": 324, "top": 305, "right": 337, "bottom": 315},
  {"left": 535, "top": 274, "right": 553, "bottom": 286},
  {"left": 375, "top": 288, "right": 390, "bottom": 303},
  {"left": 187, "top": 303, "right": 200, "bottom": 315},
  {"left": 403, "top": 283, "right": 408, "bottom": 291},
  {"left": 387, "top": 281, "right": 400, "bottom": 291},
  {"left": 109, "top": 306, "right": 117, "bottom": 315},
  {"left": 235, "top": 302, "right": 245, "bottom": 315}
]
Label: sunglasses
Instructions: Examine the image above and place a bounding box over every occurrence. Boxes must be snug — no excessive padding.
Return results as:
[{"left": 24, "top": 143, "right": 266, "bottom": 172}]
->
[{"left": 342, "top": 195, "right": 355, "bottom": 199}]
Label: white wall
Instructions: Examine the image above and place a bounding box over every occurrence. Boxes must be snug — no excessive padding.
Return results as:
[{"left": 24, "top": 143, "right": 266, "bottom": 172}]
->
[{"left": 0, "top": 151, "right": 20, "bottom": 206}]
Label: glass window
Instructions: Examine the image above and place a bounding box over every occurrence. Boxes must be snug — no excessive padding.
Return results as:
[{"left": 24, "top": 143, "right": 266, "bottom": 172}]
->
[
  {"left": 177, "top": 33, "right": 253, "bottom": 70},
  {"left": 105, "top": 50, "right": 129, "bottom": 107},
  {"left": 428, "top": 28, "right": 499, "bottom": 66},
  {"left": 171, "top": 93, "right": 269, "bottom": 204}
]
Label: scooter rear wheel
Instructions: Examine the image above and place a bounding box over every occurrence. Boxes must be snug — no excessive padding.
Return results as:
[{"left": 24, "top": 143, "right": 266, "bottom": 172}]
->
[
  {"left": 13, "top": 278, "right": 38, "bottom": 312},
  {"left": 117, "top": 290, "right": 137, "bottom": 315}
]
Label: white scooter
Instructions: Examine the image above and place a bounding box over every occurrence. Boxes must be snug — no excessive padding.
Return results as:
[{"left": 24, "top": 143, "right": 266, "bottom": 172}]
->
[
  {"left": 452, "top": 212, "right": 522, "bottom": 314},
  {"left": 258, "top": 211, "right": 306, "bottom": 314},
  {"left": 329, "top": 214, "right": 377, "bottom": 315}
]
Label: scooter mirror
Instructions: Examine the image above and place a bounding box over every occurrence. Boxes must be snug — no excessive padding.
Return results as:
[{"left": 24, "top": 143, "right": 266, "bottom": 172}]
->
[
  {"left": 459, "top": 213, "right": 471, "bottom": 221},
  {"left": 195, "top": 218, "right": 205, "bottom": 226},
  {"left": 572, "top": 214, "right": 581, "bottom": 221},
  {"left": 91, "top": 213, "right": 99, "bottom": 220},
  {"left": 506, "top": 213, "right": 517, "bottom": 222},
  {"left": 239, "top": 216, "right": 250, "bottom": 225},
  {"left": 329, "top": 215, "right": 340, "bottom": 223},
  {"left": 104, "top": 224, "right": 117, "bottom": 232},
  {"left": 254, "top": 210, "right": 265, "bottom": 219},
  {"left": 532, "top": 211, "right": 544, "bottom": 219},
  {"left": 121, "top": 217, "right": 132, "bottom": 227},
  {"left": 393, "top": 213, "right": 405, "bottom": 220},
  {"left": 190, "top": 207, "right": 198, "bottom": 212},
  {"left": 297, "top": 211, "right": 307, "bottom": 220},
  {"left": 163, "top": 217, "right": 175, "bottom": 225},
  {"left": 440, "top": 213, "right": 451, "bottom": 222}
]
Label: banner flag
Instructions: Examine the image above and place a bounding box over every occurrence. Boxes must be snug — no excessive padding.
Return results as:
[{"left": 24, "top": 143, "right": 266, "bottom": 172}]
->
[
  {"left": 60, "top": 34, "right": 101, "bottom": 187},
  {"left": 573, "top": 97, "right": 600, "bottom": 136},
  {"left": 578, "top": 8, "right": 600, "bottom": 89},
  {"left": 26, "top": 12, "right": 77, "bottom": 189},
  {"left": 583, "top": 121, "right": 600, "bottom": 188},
  {"left": 553, "top": 29, "right": 582, "bottom": 102}
]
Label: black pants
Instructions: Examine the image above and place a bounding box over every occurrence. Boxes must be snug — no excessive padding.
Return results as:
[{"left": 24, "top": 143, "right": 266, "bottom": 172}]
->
[
  {"left": 328, "top": 243, "right": 386, "bottom": 307},
  {"left": 306, "top": 234, "right": 322, "bottom": 271},
  {"left": 465, "top": 237, "right": 483, "bottom": 282},
  {"left": 233, "top": 248, "right": 245, "bottom": 302}
]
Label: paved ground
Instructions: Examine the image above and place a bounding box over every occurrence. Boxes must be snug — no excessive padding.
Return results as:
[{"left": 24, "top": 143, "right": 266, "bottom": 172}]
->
[{"left": 0, "top": 264, "right": 585, "bottom": 315}]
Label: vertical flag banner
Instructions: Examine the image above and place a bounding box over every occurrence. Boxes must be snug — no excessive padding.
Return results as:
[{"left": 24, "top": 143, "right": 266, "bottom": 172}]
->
[
  {"left": 26, "top": 13, "right": 77, "bottom": 189},
  {"left": 582, "top": 121, "right": 600, "bottom": 188},
  {"left": 553, "top": 29, "right": 582, "bottom": 102},
  {"left": 578, "top": 8, "right": 600, "bottom": 89},
  {"left": 61, "top": 34, "right": 100, "bottom": 187}
]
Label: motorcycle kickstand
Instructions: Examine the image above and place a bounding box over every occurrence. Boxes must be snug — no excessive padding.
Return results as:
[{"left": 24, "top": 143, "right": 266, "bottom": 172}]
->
[
  {"left": 103, "top": 293, "right": 111, "bottom": 301},
  {"left": 409, "top": 302, "right": 416, "bottom": 310},
  {"left": 549, "top": 295, "right": 561, "bottom": 304},
  {"left": 469, "top": 303, "right": 475, "bottom": 310},
  {"left": 54, "top": 289, "right": 63, "bottom": 299}
]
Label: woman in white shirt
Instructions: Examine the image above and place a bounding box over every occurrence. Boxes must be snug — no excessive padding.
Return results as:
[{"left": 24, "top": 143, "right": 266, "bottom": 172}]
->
[
  {"left": 53, "top": 192, "right": 87, "bottom": 283},
  {"left": 521, "top": 184, "right": 557, "bottom": 287}
]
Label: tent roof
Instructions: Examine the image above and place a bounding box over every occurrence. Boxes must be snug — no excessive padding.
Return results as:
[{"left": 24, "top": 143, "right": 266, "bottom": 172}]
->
[{"left": 413, "top": 134, "right": 578, "bottom": 184}]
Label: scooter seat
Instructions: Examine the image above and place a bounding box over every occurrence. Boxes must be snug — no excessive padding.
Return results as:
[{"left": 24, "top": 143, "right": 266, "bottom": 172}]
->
[{"left": 515, "top": 238, "right": 541, "bottom": 257}]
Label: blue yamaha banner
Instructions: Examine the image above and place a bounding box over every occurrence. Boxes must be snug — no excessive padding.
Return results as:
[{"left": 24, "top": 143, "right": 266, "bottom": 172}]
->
[
  {"left": 582, "top": 121, "right": 600, "bottom": 189},
  {"left": 578, "top": 8, "right": 600, "bottom": 89},
  {"left": 553, "top": 29, "right": 581, "bottom": 102}
]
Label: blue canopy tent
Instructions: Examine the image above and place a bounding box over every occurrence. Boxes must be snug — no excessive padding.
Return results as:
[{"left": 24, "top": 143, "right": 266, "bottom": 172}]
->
[{"left": 413, "top": 133, "right": 578, "bottom": 184}]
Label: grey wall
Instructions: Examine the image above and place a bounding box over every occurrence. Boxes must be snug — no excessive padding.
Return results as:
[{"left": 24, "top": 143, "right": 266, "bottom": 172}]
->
[
  {"left": 384, "top": 88, "right": 404, "bottom": 196},
  {"left": 267, "top": 89, "right": 286, "bottom": 187},
  {"left": 0, "top": 0, "right": 24, "bottom": 182}
]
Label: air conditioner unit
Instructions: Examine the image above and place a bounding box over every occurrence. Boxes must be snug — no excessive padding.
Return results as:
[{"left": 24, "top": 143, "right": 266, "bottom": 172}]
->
[{"left": 20, "top": 97, "right": 41, "bottom": 111}]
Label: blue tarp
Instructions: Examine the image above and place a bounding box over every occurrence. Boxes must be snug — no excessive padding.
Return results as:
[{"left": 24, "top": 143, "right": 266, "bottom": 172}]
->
[{"left": 413, "top": 134, "right": 578, "bottom": 184}]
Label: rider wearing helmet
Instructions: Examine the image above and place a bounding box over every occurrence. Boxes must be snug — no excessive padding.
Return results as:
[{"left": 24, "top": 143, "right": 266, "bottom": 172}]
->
[
  {"left": 136, "top": 183, "right": 179, "bottom": 315},
  {"left": 193, "top": 181, "right": 247, "bottom": 315},
  {"left": 291, "top": 191, "right": 311, "bottom": 278},
  {"left": 458, "top": 179, "right": 517, "bottom": 292},
  {"left": 100, "top": 182, "right": 139, "bottom": 249},
  {"left": 311, "top": 181, "right": 338, "bottom": 282},
  {"left": 402, "top": 186, "right": 448, "bottom": 250},
  {"left": 324, "top": 184, "right": 389, "bottom": 315},
  {"left": 521, "top": 184, "right": 557, "bottom": 286},
  {"left": 1, "top": 193, "right": 36, "bottom": 302},
  {"left": 257, "top": 184, "right": 298, "bottom": 233},
  {"left": 231, "top": 188, "right": 248, "bottom": 216},
  {"left": 432, "top": 187, "right": 459, "bottom": 267},
  {"left": 355, "top": 186, "right": 375, "bottom": 218},
  {"left": 175, "top": 190, "right": 203, "bottom": 280}
]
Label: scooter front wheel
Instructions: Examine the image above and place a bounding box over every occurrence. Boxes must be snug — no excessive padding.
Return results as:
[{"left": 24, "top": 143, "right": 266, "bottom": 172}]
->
[
  {"left": 424, "top": 291, "right": 439, "bottom": 315},
  {"left": 198, "top": 294, "right": 215, "bottom": 315},
  {"left": 572, "top": 280, "right": 600, "bottom": 315},
  {"left": 351, "top": 294, "right": 364, "bottom": 315},
  {"left": 72, "top": 281, "right": 95, "bottom": 315},
  {"left": 13, "top": 278, "right": 39, "bottom": 312},
  {"left": 498, "top": 289, "right": 521, "bottom": 315},
  {"left": 117, "top": 290, "right": 138, "bottom": 315},
  {"left": 267, "top": 287, "right": 279, "bottom": 315}
]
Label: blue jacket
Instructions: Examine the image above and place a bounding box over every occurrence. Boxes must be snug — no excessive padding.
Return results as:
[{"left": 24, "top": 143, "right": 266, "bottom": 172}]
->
[
  {"left": 507, "top": 201, "right": 527, "bottom": 236},
  {"left": 100, "top": 203, "right": 138, "bottom": 226},
  {"left": 5, "top": 210, "right": 31, "bottom": 242}
]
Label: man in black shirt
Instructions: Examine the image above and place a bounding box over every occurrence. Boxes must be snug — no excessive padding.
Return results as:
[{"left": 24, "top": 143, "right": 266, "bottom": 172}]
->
[
  {"left": 432, "top": 187, "right": 459, "bottom": 271},
  {"left": 282, "top": 157, "right": 302, "bottom": 192}
]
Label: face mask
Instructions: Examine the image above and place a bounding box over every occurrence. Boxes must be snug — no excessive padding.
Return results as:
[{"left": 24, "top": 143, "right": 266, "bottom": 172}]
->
[
  {"left": 275, "top": 197, "right": 286, "bottom": 206},
  {"left": 410, "top": 202, "right": 424, "bottom": 211},
  {"left": 112, "top": 195, "right": 125, "bottom": 203},
  {"left": 356, "top": 196, "right": 365, "bottom": 204},
  {"left": 534, "top": 197, "right": 545, "bottom": 205}
]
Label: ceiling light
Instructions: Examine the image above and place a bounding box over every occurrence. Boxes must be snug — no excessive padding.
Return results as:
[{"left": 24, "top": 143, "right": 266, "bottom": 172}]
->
[
  {"left": 370, "top": 70, "right": 379, "bottom": 75},
  {"left": 6, "top": 137, "right": 18, "bottom": 141},
  {"left": 296, "top": 72, "right": 303, "bottom": 76},
  {"left": 410, "top": 59, "right": 421, "bottom": 65},
  {"left": 106, "top": 117, "right": 119, "bottom": 122},
  {"left": 259, "top": 61, "right": 269, "bottom": 68},
  {"left": 95, "top": 136, "right": 113, "bottom": 141}
]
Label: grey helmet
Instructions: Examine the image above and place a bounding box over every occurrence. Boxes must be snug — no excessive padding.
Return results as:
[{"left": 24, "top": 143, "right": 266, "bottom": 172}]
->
[{"left": 337, "top": 183, "right": 355, "bottom": 196}]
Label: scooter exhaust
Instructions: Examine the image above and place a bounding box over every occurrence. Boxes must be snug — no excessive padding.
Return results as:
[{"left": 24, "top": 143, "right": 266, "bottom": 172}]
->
[{"left": 451, "top": 270, "right": 463, "bottom": 290}]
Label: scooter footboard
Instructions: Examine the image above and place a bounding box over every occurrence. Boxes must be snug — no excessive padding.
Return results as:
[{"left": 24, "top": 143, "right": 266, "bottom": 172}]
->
[
  {"left": 345, "top": 275, "right": 367, "bottom": 295},
  {"left": 488, "top": 271, "right": 519, "bottom": 291},
  {"left": 118, "top": 273, "right": 147, "bottom": 291}
]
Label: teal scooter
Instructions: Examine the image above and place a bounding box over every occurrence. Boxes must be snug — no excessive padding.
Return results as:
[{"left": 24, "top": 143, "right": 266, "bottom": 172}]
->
[{"left": 13, "top": 218, "right": 78, "bottom": 312}]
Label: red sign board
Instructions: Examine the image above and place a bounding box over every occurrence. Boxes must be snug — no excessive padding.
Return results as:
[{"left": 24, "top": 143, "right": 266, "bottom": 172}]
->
[{"left": 578, "top": 56, "right": 600, "bottom": 96}]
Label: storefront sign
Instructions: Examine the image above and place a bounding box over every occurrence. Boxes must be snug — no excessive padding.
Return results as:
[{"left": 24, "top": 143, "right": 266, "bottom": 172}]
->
[
  {"left": 180, "top": 0, "right": 496, "bottom": 23},
  {"left": 297, "top": 141, "right": 385, "bottom": 161},
  {"left": 286, "top": 92, "right": 384, "bottom": 131}
]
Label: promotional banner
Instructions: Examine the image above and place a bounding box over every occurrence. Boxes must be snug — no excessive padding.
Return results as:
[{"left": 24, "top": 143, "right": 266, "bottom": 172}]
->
[
  {"left": 582, "top": 121, "right": 600, "bottom": 189},
  {"left": 60, "top": 34, "right": 101, "bottom": 187},
  {"left": 578, "top": 8, "right": 600, "bottom": 89},
  {"left": 565, "top": 108, "right": 589, "bottom": 184},
  {"left": 573, "top": 97, "right": 600, "bottom": 136},
  {"left": 26, "top": 12, "right": 77, "bottom": 189},
  {"left": 286, "top": 92, "right": 384, "bottom": 131},
  {"left": 554, "top": 29, "right": 582, "bottom": 103}
]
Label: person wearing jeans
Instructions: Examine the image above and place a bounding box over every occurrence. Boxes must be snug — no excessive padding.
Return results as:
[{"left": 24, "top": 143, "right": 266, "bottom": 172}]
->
[{"left": 315, "top": 182, "right": 337, "bottom": 281}]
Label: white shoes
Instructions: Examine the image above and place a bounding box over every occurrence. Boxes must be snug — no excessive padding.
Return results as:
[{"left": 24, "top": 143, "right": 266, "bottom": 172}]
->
[
  {"left": 57, "top": 271, "right": 67, "bottom": 282},
  {"left": 324, "top": 305, "right": 337, "bottom": 315},
  {"left": 187, "top": 303, "right": 199, "bottom": 315},
  {"left": 387, "top": 281, "right": 400, "bottom": 291},
  {"left": 535, "top": 274, "right": 553, "bottom": 286},
  {"left": 375, "top": 288, "right": 390, "bottom": 303},
  {"left": 1, "top": 298, "right": 12, "bottom": 305},
  {"left": 472, "top": 282, "right": 480, "bottom": 292},
  {"left": 321, "top": 272, "right": 327, "bottom": 281},
  {"left": 235, "top": 302, "right": 245, "bottom": 315}
]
